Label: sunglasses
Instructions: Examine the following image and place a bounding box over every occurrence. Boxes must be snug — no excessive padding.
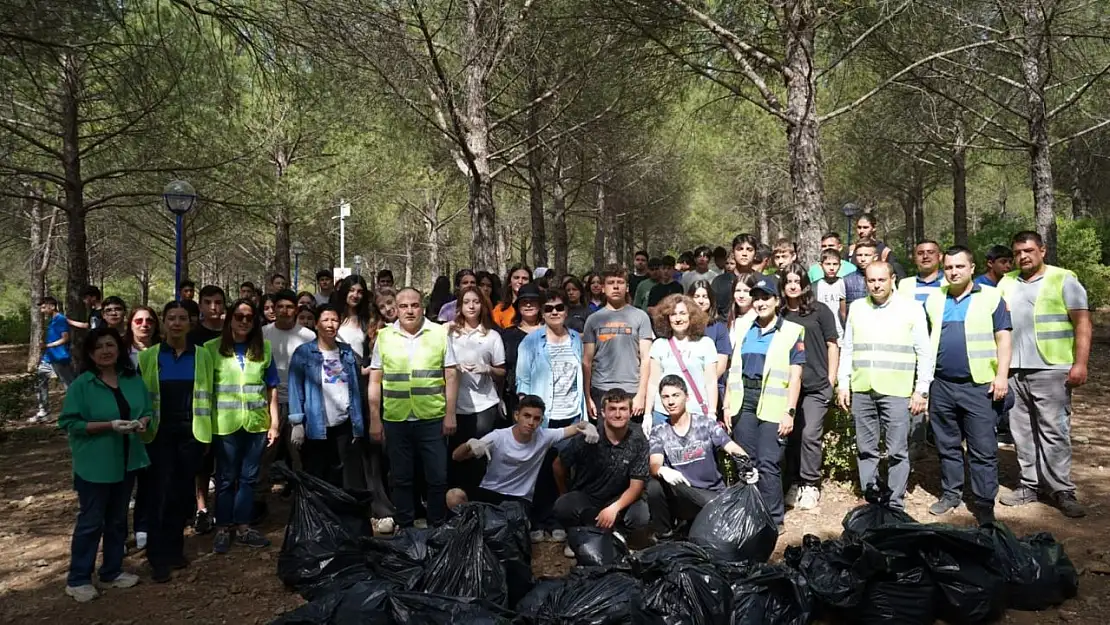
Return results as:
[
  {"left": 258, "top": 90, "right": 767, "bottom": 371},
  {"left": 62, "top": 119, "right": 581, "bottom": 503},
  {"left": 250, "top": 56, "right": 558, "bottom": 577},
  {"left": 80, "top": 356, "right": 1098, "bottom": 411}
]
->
[
  {"left": 233, "top": 313, "right": 254, "bottom": 323},
  {"left": 543, "top": 303, "right": 567, "bottom": 314},
  {"left": 133, "top": 318, "right": 155, "bottom": 326}
]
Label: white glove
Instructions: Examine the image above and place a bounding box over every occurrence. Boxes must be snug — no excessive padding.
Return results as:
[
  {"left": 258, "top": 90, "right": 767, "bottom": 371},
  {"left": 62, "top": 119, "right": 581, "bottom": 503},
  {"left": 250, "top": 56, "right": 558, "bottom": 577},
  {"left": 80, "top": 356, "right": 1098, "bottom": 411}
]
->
[
  {"left": 110, "top": 420, "right": 136, "bottom": 433},
  {"left": 744, "top": 467, "right": 760, "bottom": 485},
  {"left": 465, "top": 362, "right": 491, "bottom": 375},
  {"left": 576, "top": 421, "right": 600, "bottom": 444},
  {"left": 290, "top": 424, "right": 306, "bottom": 449},
  {"left": 467, "top": 438, "right": 492, "bottom": 460},
  {"left": 658, "top": 466, "right": 691, "bottom": 487}
]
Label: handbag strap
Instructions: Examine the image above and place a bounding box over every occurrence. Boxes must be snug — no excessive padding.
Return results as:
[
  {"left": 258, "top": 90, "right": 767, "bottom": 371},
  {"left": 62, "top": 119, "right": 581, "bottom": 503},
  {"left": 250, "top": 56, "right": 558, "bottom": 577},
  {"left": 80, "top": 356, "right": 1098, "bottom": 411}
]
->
[{"left": 668, "top": 338, "right": 708, "bottom": 415}]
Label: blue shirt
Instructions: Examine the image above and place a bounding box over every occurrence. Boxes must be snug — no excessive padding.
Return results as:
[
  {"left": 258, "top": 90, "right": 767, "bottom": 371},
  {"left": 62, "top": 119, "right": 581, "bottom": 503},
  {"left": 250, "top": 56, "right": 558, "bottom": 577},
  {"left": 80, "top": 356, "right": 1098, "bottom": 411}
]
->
[
  {"left": 973, "top": 274, "right": 998, "bottom": 287},
  {"left": 739, "top": 318, "right": 806, "bottom": 380},
  {"left": 233, "top": 342, "right": 280, "bottom": 387},
  {"left": 155, "top": 343, "right": 197, "bottom": 427},
  {"left": 844, "top": 271, "right": 868, "bottom": 306},
  {"left": 705, "top": 320, "right": 732, "bottom": 394},
  {"left": 911, "top": 274, "right": 944, "bottom": 305},
  {"left": 43, "top": 313, "right": 71, "bottom": 363},
  {"left": 935, "top": 285, "right": 1012, "bottom": 380}
]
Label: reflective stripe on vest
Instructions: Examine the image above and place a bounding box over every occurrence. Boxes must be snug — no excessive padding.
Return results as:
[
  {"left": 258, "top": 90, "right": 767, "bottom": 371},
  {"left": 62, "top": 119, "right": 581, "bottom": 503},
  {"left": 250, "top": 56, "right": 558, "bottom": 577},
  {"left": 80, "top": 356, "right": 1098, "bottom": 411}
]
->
[
  {"left": 206, "top": 339, "right": 272, "bottom": 435},
  {"left": 378, "top": 323, "right": 448, "bottom": 421},
  {"left": 724, "top": 318, "right": 803, "bottom": 423},
  {"left": 137, "top": 345, "right": 215, "bottom": 443},
  {"left": 925, "top": 285, "right": 1001, "bottom": 384},
  {"left": 849, "top": 297, "right": 916, "bottom": 397},
  {"left": 997, "top": 265, "right": 1076, "bottom": 365}
]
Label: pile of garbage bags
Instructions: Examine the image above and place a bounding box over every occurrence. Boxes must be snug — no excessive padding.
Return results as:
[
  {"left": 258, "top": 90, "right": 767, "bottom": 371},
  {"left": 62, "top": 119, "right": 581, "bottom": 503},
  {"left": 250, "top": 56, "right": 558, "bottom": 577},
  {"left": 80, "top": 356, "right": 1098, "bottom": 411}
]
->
[{"left": 271, "top": 469, "right": 1079, "bottom": 624}]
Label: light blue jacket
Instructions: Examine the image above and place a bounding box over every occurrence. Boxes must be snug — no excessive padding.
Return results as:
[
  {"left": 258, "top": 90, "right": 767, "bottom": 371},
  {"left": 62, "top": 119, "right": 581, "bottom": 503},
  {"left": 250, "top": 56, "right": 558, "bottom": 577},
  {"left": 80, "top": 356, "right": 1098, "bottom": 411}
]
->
[
  {"left": 287, "top": 340, "right": 365, "bottom": 440},
  {"left": 515, "top": 329, "right": 587, "bottom": 425}
]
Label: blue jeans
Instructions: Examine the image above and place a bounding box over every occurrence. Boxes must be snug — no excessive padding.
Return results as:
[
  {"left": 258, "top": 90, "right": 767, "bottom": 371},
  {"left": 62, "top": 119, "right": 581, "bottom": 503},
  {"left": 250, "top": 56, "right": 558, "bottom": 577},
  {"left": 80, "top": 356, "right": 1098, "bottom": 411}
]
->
[
  {"left": 214, "top": 430, "right": 267, "bottom": 526},
  {"left": 383, "top": 419, "right": 447, "bottom": 528},
  {"left": 732, "top": 411, "right": 786, "bottom": 525},
  {"left": 68, "top": 474, "right": 134, "bottom": 587}
]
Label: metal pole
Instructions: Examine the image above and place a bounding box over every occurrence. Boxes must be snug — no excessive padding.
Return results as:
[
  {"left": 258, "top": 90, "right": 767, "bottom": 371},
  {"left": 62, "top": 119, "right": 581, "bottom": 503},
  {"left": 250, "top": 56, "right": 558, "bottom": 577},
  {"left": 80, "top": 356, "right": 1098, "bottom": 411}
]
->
[
  {"left": 293, "top": 254, "right": 300, "bottom": 291},
  {"left": 340, "top": 213, "right": 346, "bottom": 269},
  {"left": 846, "top": 215, "right": 852, "bottom": 249},
  {"left": 175, "top": 213, "right": 184, "bottom": 300}
]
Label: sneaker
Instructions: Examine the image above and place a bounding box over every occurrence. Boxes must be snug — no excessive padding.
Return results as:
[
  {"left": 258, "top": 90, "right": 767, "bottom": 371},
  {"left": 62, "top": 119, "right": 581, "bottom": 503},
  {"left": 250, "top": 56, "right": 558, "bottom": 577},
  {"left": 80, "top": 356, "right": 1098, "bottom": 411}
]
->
[
  {"left": 65, "top": 584, "right": 99, "bottom": 602},
  {"left": 784, "top": 484, "right": 799, "bottom": 509},
  {"left": 563, "top": 545, "right": 575, "bottom": 558},
  {"left": 1000, "top": 486, "right": 1039, "bottom": 507},
  {"left": 413, "top": 518, "right": 428, "bottom": 530},
  {"left": 236, "top": 527, "right": 271, "bottom": 549},
  {"left": 250, "top": 501, "right": 268, "bottom": 526},
  {"left": 372, "top": 517, "right": 396, "bottom": 535},
  {"left": 997, "top": 431, "right": 1014, "bottom": 447},
  {"left": 28, "top": 411, "right": 47, "bottom": 424},
  {"left": 135, "top": 531, "right": 148, "bottom": 550},
  {"left": 1053, "top": 491, "right": 1087, "bottom": 518},
  {"left": 193, "top": 509, "right": 213, "bottom": 535},
  {"left": 151, "top": 566, "right": 172, "bottom": 584},
  {"left": 529, "top": 530, "right": 546, "bottom": 544},
  {"left": 795, "top": 486, "right": 820, "bottom": 511},
  {"left": 100, "top": 572, "right": 139, "bottom": 589},
  {"left": 928, "top": 495, "right": 962, "bottom": 516},
  {"left": 548, "top": 529, "right": 567, "bottom": 543},
  {"left": 212, "top": 528, "right": 231, "bottom": 554},
  {"left": 970, "top": 504, "right": 996, "bottom": 526}
]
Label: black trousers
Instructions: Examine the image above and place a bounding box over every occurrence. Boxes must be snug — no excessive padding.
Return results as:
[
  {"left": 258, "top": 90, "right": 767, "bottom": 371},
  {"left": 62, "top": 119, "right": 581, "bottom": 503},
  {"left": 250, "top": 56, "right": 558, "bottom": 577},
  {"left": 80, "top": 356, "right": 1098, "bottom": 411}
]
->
[
  {"left": 447, "top": 405, "right": 501, "bottom": 496},
  {"left": 146, "top": 426, "right": 205, "bottom": 569},
  {"left": 929, "top": 378, "right": 1000, "bottom": 508},
  {"left": 645, "top": 478, "right": 719, "bottom": 533},
  {"left": 301, "top": 419, "right": 362, "bottom": 490},
  {"left": 553, "top": 490, "right": 650, "bottom": 530},
  {"left": 472, "top": 487, "right": 531, "bottom": 509}
]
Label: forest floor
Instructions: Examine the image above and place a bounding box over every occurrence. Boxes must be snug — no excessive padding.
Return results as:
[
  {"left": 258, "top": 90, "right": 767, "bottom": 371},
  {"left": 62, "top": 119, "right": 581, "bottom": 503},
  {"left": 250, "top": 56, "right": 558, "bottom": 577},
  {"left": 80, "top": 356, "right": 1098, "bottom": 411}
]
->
[{"left": 0, "top": 327, "right": 1109, "bottom": 624}]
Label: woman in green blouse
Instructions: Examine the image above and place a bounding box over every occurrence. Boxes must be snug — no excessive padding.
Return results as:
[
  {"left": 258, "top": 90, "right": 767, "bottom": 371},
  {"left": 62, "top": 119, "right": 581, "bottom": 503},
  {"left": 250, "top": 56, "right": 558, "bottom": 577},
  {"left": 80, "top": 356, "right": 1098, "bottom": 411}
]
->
[{"left": 59, "top": 327, "right": 153, "bottom": 602}]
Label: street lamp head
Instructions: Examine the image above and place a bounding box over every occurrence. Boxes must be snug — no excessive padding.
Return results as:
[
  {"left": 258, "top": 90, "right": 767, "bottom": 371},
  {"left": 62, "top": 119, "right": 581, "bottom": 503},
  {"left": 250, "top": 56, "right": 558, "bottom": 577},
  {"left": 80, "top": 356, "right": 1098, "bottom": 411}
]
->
[
  {"left": 291, "top": 241, "right": 306, "bottom": 256},
  {"left": 353, "top": 254, "right": 363, "bottom": 265},
  {"left": 840, "top": 202, "right": 859, "bottom": 218},
  {"left": 163, "top": 180, "right": 197, "bottom": 216}
]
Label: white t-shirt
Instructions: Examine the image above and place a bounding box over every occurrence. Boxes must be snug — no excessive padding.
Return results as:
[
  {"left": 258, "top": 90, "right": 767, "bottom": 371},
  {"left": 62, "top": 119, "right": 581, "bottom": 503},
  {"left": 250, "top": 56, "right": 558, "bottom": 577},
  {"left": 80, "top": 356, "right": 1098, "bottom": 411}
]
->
[
  {"left": 814, "top": 278, "right": 846, "bottom": 339},
  {"left": 263, "top": 323, "right": 317, "bottom": 403},
  {"left": 314, "top": 292, "right": 332, "bottom": 307},
  {"left": 449, "top": 326, "right": 506, "bottom": 414},
  {"left": 681, "top": 269, "right": 720, "bottom": 290},
  {"left": 338, "top": 319, "right": 367, "bottom": 360},
  {"left": 479, "top": 426, "right": 565, "bottom": 499},
  {"left": 320, "top": 348, "right": 351, "bottom": 426},
  {"left": 546, "top": 338, "right": 580, "bottom": 422},
  {"left": 649, "top": 336, "right": 718, "bottom": 416}
]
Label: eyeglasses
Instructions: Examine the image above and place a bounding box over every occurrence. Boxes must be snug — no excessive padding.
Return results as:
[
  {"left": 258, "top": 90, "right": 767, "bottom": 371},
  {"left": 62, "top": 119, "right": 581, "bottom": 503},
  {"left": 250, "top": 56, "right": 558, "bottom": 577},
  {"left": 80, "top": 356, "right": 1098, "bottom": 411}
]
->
[
  {"left": 104, "top": 307, "right": 124, "bottom": 314},
  {"left": 543, "top": 304, "right": 567, "bottom": 314},
  {"left": 233, "top": 313, "right": 254, "bottom": 323}
]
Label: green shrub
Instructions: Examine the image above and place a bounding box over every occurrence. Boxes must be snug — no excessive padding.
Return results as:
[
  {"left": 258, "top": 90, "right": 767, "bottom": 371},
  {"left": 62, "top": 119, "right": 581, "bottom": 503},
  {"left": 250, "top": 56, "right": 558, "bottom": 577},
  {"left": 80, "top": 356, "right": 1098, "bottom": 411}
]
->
[
  {"left": 0, "top": 374, "right": 34, "bottom": 421},
  {"left": 822, "top": 404, "right": 857, "bottom": 485},
  {"left": 1057, "top": 218, "right": 1110, "bottom": 309},
  {"left": 0, "top": 311, "right": 30, "bottom": 344}
]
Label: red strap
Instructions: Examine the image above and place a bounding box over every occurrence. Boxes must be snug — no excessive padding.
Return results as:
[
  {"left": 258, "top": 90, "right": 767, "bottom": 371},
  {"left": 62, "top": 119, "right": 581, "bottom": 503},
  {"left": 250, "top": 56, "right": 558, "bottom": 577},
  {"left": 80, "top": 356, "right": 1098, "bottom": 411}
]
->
[{"left": 668, "top": 338, "right": 709, "bottom": 415}]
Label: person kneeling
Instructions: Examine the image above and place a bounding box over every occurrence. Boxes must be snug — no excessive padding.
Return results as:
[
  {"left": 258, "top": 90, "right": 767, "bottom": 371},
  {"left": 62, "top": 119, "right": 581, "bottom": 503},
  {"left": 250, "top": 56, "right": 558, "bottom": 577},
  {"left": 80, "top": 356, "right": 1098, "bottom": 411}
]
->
[
  {"left": 648, "top": 375, "right": 749, "bottom": 538},
  {"left": 451, "top": 395, "right": 598, "bottom": 507}
]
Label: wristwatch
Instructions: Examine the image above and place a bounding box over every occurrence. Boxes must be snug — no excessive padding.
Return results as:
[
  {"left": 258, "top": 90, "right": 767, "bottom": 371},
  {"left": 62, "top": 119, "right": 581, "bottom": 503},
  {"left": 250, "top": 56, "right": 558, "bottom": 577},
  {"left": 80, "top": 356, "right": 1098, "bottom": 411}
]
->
[
  {"left": 786, "top": 408, "right": 796, "bottom": 417},
  {"left": 920, "top": 392, "right": 929, "bottom": 399}
]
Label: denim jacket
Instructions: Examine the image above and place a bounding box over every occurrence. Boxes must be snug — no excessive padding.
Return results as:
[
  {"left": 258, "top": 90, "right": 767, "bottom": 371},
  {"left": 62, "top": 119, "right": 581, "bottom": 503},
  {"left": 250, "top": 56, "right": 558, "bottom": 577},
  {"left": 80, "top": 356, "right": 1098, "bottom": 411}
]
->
[
  {"left": 287, "top": 340, "right": 365, "bottom": 439},
  {"left": 515, "top": 328, "right": 586, "bottom": 425}
]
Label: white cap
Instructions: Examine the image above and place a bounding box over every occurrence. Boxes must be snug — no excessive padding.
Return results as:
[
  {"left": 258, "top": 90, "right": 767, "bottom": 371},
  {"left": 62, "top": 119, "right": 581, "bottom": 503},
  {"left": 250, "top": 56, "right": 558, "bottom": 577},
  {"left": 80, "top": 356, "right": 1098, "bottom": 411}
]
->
[{"left": 534, "top": 267, "right": 549, "bottom": 279}]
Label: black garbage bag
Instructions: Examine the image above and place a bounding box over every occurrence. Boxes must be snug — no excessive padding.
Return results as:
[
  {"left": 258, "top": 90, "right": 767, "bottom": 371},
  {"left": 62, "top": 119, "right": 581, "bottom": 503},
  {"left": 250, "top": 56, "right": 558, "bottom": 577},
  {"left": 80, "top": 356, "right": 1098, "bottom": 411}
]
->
[
  {"left": 515, "top": 568, "right": 647, "bottom": 625},
  {"left": 388, "top": 590, "right": 513, "bottom": 624},
  {"left": 269, "top": 579, "right": 395, "bottom": 625},
  {"left": 362, "top": 529, "right": 437, "bottom": 590},
  {"left": 924, "top": 546, "right": 1006, "bottom": 624},
  {"left": 567, "top": 527, "right": 630, "bottom": 568},
  {"left": 641, "top": 560, "right": 734, "bottom": 625},
  {"left": 630, "top": 541, "right": 715, "bottom": 577},
  {"left": 783, "top": 534, "right": 886, "bottom": 611},
  {"left": 856, "top": 554, "right": 935, "bottom": 625},
  {"left": 420, "top": 511, "right": 507, "bottom": 607},
  {"left": 724, "top": 562, "right": 813, "bottom": 625},
  {"left": 983, "top": 523, "right": 1078, "bottom": 611},
  {"left": 688, "top": 482, "right": 777, "bottom": 563},
  {"left": 841, "top": 482, "right": 916, "bottom": 540},
  {"left": 275, "top": 465, "right": 374, "bottom": 599},
  {"left": 436, "top": 502, "right": 534, "bottom": 606}
]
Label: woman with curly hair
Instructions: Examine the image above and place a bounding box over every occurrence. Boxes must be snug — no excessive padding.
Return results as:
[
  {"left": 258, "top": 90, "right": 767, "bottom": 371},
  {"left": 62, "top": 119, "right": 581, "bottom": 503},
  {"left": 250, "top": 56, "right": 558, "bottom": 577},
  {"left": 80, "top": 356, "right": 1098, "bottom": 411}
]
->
[{"left": 645, "top": 294, "right": 719, "bottom": 427}]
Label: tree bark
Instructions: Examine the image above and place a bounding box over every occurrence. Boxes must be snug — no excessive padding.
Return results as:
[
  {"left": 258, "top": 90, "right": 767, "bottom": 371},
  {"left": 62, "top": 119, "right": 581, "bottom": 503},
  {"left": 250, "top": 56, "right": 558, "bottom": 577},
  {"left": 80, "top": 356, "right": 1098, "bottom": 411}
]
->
[
  {"left": 526, "top": 72, "right": 548, "bottom": 268},
  {"left": 951, "top": 147, "right": 969, "bottom": 246},
  {"left": 592, "top": 191, "right": 605, "bottom": 273},
  {"left": 462, "top": 0, "right": 499, "bottom": 271},
  {"left": 1021, "top": 0, "right": 1057, "bottom": 263},
  {"left": 1066, "top": 143, "right": 1090, "bottom": 219},
  {"left": 26, "top": 187, "right": 56, "bottom": 372},
  {"left": 552, "top": 154, "right": 569, "bottom": 277},
  {"left": 900, "top": 194, "right": 915, "bottom": 258},
  {"left": 756, "top": 187, "right": 771, "bottom": 245},
  {"left": 273, "top": 213, "right": 291, "bottom": 280},
  {"left": 913, "top": 173, "right": 925, "bottom": 244},
  {"left": 61, "top": 52, "right": 88, "bottom": 319},
  {"left": 782, "top": 0, "right": 828, "bottom": 263}
]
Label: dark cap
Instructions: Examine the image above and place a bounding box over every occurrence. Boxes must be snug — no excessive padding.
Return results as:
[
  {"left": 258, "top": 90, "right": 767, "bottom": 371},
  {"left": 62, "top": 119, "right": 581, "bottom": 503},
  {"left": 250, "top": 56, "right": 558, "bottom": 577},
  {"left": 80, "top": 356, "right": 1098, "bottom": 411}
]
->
[
  {"left": 516, "top": 283, "right": 544, "bottom": 301},
  {"left": 750, "top": 275, "right": 779, "bottom": 297}
]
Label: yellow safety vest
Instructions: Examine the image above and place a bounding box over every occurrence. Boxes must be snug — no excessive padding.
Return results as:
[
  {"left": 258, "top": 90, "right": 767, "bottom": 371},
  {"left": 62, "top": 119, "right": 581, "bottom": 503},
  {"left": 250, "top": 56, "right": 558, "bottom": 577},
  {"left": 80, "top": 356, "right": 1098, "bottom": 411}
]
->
[
  {"left": 378, "top": 323, "right": 448, "bottom": 422},
  {"left": 897, "top": 274, "right": 946, "bottom": 301},
  {"left": 205, "top": 338, "right": 273, "bottom": 435},
  {"left": 726, "top": 317, "right": 804, "bottom": 423},
  {"left": 848, "top": 296, "right": 917, "bottom": 397},
  {"left": 138, "top": 344, "right": 216, "bottom": 443},
  {"left": 997, "top": 265, "right": 1075, "bottom": 365},
  {"left": 925, "top": 285, "right": 1002, "bottom": 384}
]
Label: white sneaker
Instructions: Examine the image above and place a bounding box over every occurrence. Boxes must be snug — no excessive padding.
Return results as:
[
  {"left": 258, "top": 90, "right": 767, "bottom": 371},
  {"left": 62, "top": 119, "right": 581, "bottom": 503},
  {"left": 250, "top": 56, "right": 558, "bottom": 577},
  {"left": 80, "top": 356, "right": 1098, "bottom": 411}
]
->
[
  {"left": 65, "top": 584, "right": 99, "bottom": 602},
  {"left": 548, "top": 529, "right": 567, "bottom": 543},
  {"left": 785, "top": 484, "right": 799, "bottom": 508},
  {"left": 563, "top": 545, "right": 575, "bottom": 558},
  {"left": 135, "top": 531, "right": 148, "bottom": 550},
  {"left": 100, "top": 572, "right": 139, "bottom": 589},
  {"left": 372, "top": 517, "right": 396, "bottom": 535},
  {"left": 413, "top": 519, "right": 428, "bottom": 530},
  {"left": 28, "top": 411, "right": 47, "bottom": 424},
  {"left": 529, "top": 530, "right": 546, "bottom": 544},
  {"left": 796, "top": 486, "right": 820, "bottom": 511}
]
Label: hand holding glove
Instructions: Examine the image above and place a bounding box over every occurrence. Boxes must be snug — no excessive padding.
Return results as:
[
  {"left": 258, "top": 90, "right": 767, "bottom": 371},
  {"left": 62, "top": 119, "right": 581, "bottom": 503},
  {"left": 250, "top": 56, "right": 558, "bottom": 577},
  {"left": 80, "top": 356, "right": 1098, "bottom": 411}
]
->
[
  {"left": 463, "top": 362, "right": 491, "bottom": 375},
  {"left": 110, "top": 420, "right": 136, "bottom": 433},
  {"left": 743, "top": 467, "right": 760, "bottom": 485},
  {"left": 658, "top": 466, "right": 691, "bottom": 487},
  {"left": 467, "top": 438, "right": 492, "bottom": 460},
  {"left": 576, "top": 420, "right": 600, "bottom": 444},
  {"left": 290, "top": 424, "right": 306, "bottom": 449}
]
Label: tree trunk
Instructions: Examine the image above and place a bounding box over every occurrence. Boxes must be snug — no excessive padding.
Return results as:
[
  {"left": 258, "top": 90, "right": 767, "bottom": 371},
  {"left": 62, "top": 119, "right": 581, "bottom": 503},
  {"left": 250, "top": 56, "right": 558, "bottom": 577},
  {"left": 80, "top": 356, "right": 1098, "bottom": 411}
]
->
[
  {"left": 1021, "top": 0, "right": 1057, "bottom": 263},
  {"left": 462, "top": 0, "right": 499, "bottom": 271},
  {"left": 403, "top": 229, "right": 414, "bottom": 288},
  {"left": 951, "top": 147, "right": 969, "bottom": 246},
  {"left": 273, "top": 212, "right": 291, "bottom": 280},
  {"left": 552, "top": 154, "right": 569, "bottom": 277},
  {"left": 26, "top": 188, "right": 56, "bottom": 372},
  {"left": 782, "top": 1, "right": 828, "bottom": 263},
  {"left": 913, "top": 175, "right": 925, "bottom": 243},
  {"left": 900, "top": 194, "right": 915, "bottom": 258},
  {"left": 592, "top": 201, "right": 605, "bottom": 273},
  {"left": 1066, "top": 144, "right": 1090, "bottom": 219},
  {"left": 756, "top": 187, "right": 771, "bottom": 244},
  {"left": 61, "top": 52, "right": 88, "bottom": 319},
  {"left": 526, "top": 72, "right": 548, "bottom": 268}
]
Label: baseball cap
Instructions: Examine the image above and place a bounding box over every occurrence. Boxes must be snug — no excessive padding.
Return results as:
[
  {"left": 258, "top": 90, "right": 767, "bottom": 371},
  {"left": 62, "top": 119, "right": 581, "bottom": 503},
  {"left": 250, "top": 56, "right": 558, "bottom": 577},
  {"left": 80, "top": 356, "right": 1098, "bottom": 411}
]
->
[
  {"left": 750, "top": 275, "right": 779, "bottom": 297},
  {"left": 516, "top": 283, "right": 544, "bottom": 301}
]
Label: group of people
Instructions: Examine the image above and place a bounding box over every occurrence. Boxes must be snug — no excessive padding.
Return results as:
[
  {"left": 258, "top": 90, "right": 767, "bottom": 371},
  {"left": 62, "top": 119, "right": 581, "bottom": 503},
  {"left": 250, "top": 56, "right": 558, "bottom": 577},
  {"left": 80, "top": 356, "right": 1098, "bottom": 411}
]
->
[{"left": 39, "top": 212, "right": 1090, "bottom": 604}]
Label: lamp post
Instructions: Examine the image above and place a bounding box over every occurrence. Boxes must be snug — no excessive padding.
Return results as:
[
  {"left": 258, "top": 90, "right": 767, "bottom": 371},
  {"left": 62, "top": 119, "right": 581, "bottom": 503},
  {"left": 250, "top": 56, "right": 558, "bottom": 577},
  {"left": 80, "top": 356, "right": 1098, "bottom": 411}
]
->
[
  {"left": 163, "top": 180, "right": 197, "bottom": 300},
  {"left": 841, "top": 202, "right": 859, "bottom": 249},
  {"left": 353, "top": 254, "right": 363, "bottom": 277},
  {"left": 291, "top": 240, "right": 306, "bottom": 291},
  {"left": 337, "top": 200, "right": 351, "bottom": 269}
]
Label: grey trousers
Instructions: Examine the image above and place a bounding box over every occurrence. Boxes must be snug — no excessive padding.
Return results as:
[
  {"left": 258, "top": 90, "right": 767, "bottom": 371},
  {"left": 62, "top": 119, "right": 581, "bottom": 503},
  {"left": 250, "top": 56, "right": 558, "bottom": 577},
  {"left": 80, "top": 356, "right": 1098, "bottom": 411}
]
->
[
  {"left": 1009, "top": 369, "right": 1074, "bottom": 494},
  {"left": 853, "top": 391, "right": 911, "bottom": 509}
]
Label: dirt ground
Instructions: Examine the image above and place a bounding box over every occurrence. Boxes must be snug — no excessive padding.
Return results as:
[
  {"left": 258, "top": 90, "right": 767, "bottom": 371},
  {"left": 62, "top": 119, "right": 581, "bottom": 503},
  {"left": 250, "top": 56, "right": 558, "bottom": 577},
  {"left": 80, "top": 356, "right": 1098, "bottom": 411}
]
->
[{"left": 1, "top": 332, "right": 1110, "bottom": 624}]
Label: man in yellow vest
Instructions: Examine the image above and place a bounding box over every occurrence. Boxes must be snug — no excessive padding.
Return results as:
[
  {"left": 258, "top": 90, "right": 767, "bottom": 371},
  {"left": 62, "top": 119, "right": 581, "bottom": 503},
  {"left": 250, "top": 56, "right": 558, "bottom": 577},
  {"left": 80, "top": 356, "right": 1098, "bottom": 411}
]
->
[
  {"left": 368, "top": 287, "right": 459, "bottom": 528},
  {"left": 923, "top": 245, "right": 1011, "bottom": 525},
  {"left": 897, "top": 240, "right": 945, "bottom": 305},
  {"left": 837, "top": 262, "right": 934, "bottom": 510},
  {"left": 997, "top": 231, "right": 1091, "bottom": 518}
]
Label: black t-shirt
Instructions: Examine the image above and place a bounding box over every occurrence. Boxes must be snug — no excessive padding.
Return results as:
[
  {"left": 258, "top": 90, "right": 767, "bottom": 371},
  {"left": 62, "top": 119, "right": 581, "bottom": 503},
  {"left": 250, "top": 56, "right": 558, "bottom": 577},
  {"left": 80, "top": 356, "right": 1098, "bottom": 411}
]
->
[
  {"left": 188, "top": 324, "right": 222, "bottom": 347},
  {"left": 711, "top": 272, "right": 737, "bottom": 317},
  {"left": 558, "top": 426, "right": 650, "bottom": 503},
  {"left": 628, "top": 274, "right": 648, "bottom": 299},
  {"left": 784, "top": 305, "right": 839, "bottom": 392},
  {"left": 647, "top": 281, "right": 684, "bottom": 308}
]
